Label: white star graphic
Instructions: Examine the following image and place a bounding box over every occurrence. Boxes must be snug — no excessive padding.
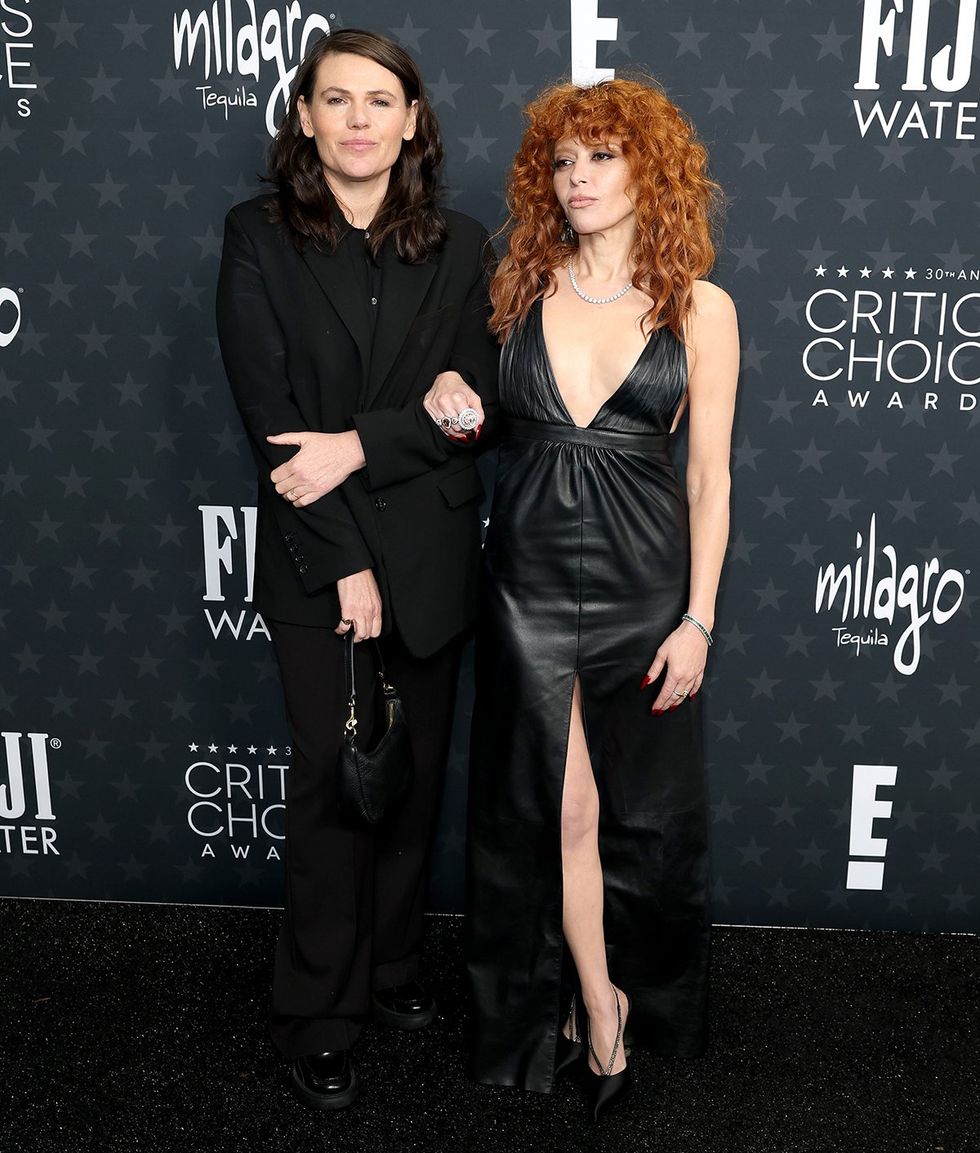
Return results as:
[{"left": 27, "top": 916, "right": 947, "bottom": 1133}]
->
[
  {"left": 836, "top": 266, "right": 849, "bottom": 278},
  {"left": 814, "top": 265, "right": 826, "bottom": 277},
  {"left": 188, "top": 742, "right": 198, "bottom": 752},
  {"left": 882, "top": 267, "right": 895, "bottom": 279},
  {"left": 859, "top": 267, "right": 871, "bottom": 278},
  {"left": 905, "top": 267, "right": 917, "bottom": 279}
]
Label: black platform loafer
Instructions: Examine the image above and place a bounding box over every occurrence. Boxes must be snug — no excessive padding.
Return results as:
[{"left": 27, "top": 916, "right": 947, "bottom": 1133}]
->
[
  {"left": 372, "top": 979, "right": 437, "bottom": 1030},
  {"left": 290, "top": 1050, "right": 357, "bottom": 1110}
]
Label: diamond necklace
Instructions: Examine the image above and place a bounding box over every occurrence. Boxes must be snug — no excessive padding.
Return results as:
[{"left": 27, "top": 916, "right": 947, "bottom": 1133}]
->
[{"left": 568, "top": 261, "right": 633, "bottom": 305}]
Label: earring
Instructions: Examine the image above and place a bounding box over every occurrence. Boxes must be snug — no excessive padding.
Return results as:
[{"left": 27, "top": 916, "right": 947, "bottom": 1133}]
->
[{"left": 560, "top": 217, "right": 576, "bottom": 244}]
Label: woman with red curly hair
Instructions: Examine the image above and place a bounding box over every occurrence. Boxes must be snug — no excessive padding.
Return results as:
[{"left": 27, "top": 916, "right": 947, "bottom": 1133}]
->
[{"left": 458, "top": 77, "right": 739, "bottom": 1114}]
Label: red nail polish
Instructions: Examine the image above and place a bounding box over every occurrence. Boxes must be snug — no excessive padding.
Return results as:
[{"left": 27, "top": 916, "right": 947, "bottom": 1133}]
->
[
  {"left": 640, "top": 675, "right": 651, "bottom": 689},
  {"left": 652, "top": 707, "right": 663, "bottom": 715}
]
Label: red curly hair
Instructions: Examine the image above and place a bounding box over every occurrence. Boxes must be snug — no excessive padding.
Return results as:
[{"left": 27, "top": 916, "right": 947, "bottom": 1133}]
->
[{"left": 490, "top": 77, "right": 723, "bottom": 341}]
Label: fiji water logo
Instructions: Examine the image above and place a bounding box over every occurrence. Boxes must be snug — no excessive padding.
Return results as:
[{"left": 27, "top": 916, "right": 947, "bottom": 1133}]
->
[
  {"left": 814, "top": 515, "right": 966, "bottom": 675},
  {"left": 1, "top": 731, "right": 59, "bottom": 856},
  {"left": 853, "top": 0, "right": 980, "bottom": 139},
  {"left": 173, "top": 2, "right": 331, "bottom": 134},
  {"left": 200, "top": 504, "right": 269, "bottom": 641},
  {"left": 855, "top": 0, "right": 978, "bottom": 93}
]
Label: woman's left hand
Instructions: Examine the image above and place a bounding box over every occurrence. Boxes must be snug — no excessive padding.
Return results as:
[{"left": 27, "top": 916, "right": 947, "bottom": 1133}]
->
[
  {"left": 266, "top": 430, "right": 366, "bottom": 507},
  {"left": 643, "top": 619, "right": 708, "bottom": 713}
]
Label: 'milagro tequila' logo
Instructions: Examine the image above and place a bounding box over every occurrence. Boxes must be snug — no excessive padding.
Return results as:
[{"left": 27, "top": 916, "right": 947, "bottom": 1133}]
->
[
  {"left": 173, "top": 2, "right": 331, "bottom": 133},
  {"left": 814, "top": 515, "right": 966, "bottom": 675}
]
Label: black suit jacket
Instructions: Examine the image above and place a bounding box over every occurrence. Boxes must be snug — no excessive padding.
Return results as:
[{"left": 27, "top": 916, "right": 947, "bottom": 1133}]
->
[{"left": 215, "top": 195, "right": 499, "bottom": 658}]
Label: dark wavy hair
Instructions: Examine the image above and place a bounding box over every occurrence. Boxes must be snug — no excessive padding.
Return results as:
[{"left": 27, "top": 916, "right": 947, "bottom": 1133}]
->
[{"left": 265, "top": 28, "right": 446, "bottom": 262}]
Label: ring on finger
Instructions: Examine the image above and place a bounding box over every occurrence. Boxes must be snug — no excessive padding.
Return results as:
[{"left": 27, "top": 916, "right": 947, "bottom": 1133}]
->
[{"left": 458, "top": 406, "right": 480, "bottom": 431}]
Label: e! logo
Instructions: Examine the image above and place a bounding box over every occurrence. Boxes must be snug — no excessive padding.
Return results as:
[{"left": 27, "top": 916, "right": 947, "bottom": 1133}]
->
[
  {"left": 847, "top": 763, "right": 898, "bottom": 890},
  {"left": 0, "top": 286, "right": 21, "bottom": 347},
  {"left": 569, "top": 0, "right": 619, "bottom": 85}
]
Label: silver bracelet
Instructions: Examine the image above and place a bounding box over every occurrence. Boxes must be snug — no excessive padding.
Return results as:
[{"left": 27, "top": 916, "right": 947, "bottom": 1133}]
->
[{"left": 681, "top": 613, "right": 713, "bottom": 647}]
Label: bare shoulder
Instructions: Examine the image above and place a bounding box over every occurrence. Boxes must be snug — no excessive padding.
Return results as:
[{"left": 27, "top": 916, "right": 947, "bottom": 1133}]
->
[
  {"left": 689, "top": 279, "right": 737, "bottom": 325},
  {"left": 685, "top": 281, "right": 739, "bottom": 383}
]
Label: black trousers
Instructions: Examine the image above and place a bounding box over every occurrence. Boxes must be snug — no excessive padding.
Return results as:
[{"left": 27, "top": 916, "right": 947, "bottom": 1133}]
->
[{"left": 267, "top": 618, "right": 461, "bottom": 1057}]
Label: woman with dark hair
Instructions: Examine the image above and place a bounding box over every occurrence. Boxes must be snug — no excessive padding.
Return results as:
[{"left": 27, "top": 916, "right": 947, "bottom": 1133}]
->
[
  {"left": 215, "top": 29, "right": 497, "bottom": 1111},
  {"left": 458, "top": 77, "right": 738, "bottom": 1117}
]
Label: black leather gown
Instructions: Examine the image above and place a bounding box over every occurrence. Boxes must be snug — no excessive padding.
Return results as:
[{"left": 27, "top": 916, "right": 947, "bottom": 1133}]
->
[{"left": 467, "top": 297, "right": 710, "bottom": 1093}]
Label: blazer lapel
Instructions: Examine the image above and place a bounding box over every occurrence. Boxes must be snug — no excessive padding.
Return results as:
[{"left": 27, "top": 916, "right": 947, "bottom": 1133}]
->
[
  {"left": 301, "top": 244, "right": 372, "bottom": 379},
  {"left": 367, "top": 246, "right": 437, "bottom": 403}
]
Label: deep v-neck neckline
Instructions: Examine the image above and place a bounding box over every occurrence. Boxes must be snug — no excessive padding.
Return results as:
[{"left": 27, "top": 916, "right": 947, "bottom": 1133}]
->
[{"left": 536, "top": 298, "right": 659, "bottom": 430}]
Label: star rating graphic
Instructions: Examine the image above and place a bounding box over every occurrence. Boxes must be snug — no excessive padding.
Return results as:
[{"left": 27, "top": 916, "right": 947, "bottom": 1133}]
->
[{"left": 813, "top": 263, "right": 929, "bottom": 280}]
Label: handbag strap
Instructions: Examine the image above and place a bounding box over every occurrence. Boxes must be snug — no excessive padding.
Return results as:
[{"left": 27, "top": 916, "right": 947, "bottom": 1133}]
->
[
  {"left": 343, "top": 630, "right": 358, "bottom": 742},
  {"left": 342, "top": 632, "right": 394, "bottom": 744}
]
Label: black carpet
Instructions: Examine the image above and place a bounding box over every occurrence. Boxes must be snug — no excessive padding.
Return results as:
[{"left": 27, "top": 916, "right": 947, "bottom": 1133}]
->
[{"left": 1, "top": 899, "right": 977, "bottom": 1153}]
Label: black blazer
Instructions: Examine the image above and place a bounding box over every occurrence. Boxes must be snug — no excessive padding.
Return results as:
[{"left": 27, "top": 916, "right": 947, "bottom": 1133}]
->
[{"left": 215, "top": 195, "right": 499, "bottom": 658}]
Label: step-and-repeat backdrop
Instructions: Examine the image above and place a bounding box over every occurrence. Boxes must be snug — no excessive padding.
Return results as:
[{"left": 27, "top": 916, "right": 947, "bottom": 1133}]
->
[{"left": 2, "top": 1, "right": 977, "bottom": 930}]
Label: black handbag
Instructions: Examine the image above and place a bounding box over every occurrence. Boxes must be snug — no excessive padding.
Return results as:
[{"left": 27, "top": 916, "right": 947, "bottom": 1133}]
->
[{"left": 336, "top": 631, "right": 414, "bottom": 824}]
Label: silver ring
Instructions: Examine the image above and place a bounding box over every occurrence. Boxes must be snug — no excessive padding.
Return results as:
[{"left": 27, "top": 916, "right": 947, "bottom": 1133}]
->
[
  {"left": 458, "top": 407, "right": 479, "bottom": 431},
  {"left": 439, "top": 416, "right": 453, "bottom": 429},
  {"left": 671, "top": 689, "right": 686, "bottom": 698}
]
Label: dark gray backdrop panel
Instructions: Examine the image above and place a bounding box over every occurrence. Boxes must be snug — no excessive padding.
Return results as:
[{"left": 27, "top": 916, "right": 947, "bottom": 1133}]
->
[{"left": 1, "top": 1, "right": 977, "bottom": 930}]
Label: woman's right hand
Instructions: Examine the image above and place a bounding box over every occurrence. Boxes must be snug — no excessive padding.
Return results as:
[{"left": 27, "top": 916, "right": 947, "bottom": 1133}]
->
[
  {"left": 423, "top": 371, "right": 485, "bottom": 441},
  {"left": 335, "top": 568, "right": 382, "bottom": 641}
]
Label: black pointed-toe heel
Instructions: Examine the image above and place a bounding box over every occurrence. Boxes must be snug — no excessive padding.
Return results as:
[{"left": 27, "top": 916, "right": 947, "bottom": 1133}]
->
[
  {"left": 555, "top": 992, "right": 584, "bottom": 1077},
  {"left": 585, "top": 988, "right": 632, "bottom": 1122}
]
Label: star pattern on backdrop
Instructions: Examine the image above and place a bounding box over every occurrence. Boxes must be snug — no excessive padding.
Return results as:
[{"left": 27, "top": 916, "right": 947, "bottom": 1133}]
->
[{"left": 0, "top": 0, "right": 975, "bottom": 930}]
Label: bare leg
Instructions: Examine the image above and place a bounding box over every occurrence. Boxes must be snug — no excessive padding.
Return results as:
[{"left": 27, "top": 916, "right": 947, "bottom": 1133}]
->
[{"left": 560, "top": 677, "right": 627, "bottom": 1073}]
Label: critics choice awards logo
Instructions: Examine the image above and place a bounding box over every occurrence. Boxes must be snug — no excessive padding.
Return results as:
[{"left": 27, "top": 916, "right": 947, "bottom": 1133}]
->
[
  {"left": 854, "top": 0, "right": 980, "bottom": 140},
  {"left": 814, "top": 514, "right": 967, "bottom": 675},
  {"left": 173, "top": 1, "right": 331, "bottom": 132},
  {"left": 804, "top": 276, "right": 980, "bottom": 420},
  {"left": 1, "top": 731, "right": 60, "bottom": 858},
  {"left": 1, "top": 0, "right": 36, "bottom": 119},
  {"left": 200, "top": 504, "right": 270, "bottom": 641},
  {"left": 183, "top": 741, "right": 288, "bottom": 864}
]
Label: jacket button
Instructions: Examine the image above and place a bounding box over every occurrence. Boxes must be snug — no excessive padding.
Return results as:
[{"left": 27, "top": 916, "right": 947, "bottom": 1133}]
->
[
  {"left": 374, "top": 497, "right": 387, "bottom": 511},
  {"left": 297, "top": 563, "right": 309, "bottom": 574}
]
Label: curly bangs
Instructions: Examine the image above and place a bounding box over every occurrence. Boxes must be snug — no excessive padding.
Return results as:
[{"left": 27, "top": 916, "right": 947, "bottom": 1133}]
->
[{"left": 489, "top": 77, "right": 724, "bottom": 340}]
